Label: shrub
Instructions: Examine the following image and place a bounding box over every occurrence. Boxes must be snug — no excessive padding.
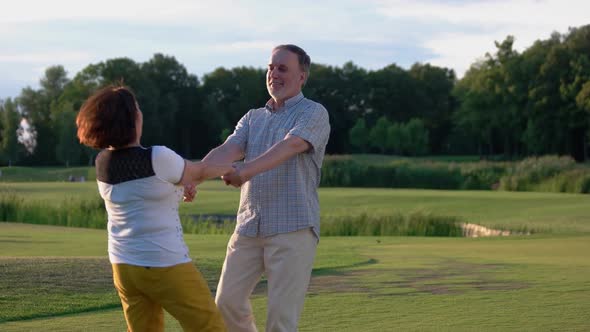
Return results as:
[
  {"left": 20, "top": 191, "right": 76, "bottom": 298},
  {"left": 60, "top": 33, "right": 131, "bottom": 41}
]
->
[
  {"left": 458, "top": 162, "right": 508, "bottom": 190},
  {"left": 534, "top": 168, "right": 590, "bottom": 194},
  {"left": 499, "top": 155, "right": 577, "bottom": 191}
]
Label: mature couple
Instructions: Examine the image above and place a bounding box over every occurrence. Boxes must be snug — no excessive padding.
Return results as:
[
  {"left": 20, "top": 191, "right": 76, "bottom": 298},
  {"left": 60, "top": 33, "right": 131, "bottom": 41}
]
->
[{"left": 75, "top": 44, "right": 331, "bottom": 332}]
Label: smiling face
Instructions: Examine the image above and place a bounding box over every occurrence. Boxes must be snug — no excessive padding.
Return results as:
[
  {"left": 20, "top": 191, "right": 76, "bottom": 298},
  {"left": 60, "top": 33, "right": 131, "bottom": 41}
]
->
[{"left": 266, "top": 48, "right": 306, "bottom": 107}]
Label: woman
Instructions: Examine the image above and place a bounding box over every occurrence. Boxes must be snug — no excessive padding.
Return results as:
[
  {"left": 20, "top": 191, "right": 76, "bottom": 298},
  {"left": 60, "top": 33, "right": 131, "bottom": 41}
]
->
[{"left": 76, "top": 85, "right": 229, "bottom": 331}]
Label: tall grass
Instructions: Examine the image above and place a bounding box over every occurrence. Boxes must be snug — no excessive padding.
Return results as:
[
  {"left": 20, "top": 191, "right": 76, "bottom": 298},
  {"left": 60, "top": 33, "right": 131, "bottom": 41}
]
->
[
  {"left": 320, "top": 159, "right": 507, "bottom": 190},
  {"left": 180, "top": 215, "right": 236, "bottom": 235},
  {"left": 184, "top": 213, "right": 466, "bottom": 237},
  {"left": 322, "top": 155, "right": 590, "bottom": 194},
  {"left": 0, "top": 194, "right": 467, "bottom": 237},
  {"left": 0, "top": 195, "right": 107, "bottom": 229},
  {"left": 533, "top": 168, "right": 590, "bottom": 194},
  {"left": 321, "top": 212, "right": 464, "bottom": 237}
]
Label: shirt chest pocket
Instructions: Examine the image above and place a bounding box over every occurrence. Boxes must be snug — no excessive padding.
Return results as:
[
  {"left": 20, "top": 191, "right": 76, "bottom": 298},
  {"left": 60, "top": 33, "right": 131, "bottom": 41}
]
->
[{"left": 246, "top": 127, "right": 290, "bottom": 160}]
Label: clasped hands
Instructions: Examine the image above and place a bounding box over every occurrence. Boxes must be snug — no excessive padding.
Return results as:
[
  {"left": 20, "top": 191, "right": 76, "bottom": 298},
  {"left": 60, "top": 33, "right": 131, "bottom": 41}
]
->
[
  {"left": 182, "top": 163, "right": 247, "bottom": 202},
  {"left": 221, "top": 163, "right": 248, "bottom": 188}
]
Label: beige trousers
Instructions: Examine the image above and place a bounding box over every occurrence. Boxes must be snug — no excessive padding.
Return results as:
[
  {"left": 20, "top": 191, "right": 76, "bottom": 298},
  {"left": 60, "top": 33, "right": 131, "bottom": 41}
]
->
[{"left": 215, "top": 228, "right": 317, "bottom": 332}]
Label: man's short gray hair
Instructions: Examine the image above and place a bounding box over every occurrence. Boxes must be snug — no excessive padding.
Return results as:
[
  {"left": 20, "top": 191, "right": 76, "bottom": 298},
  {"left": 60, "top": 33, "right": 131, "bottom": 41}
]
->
[{"left": 273, "top": 44, "right": 311, "bottom": 84}]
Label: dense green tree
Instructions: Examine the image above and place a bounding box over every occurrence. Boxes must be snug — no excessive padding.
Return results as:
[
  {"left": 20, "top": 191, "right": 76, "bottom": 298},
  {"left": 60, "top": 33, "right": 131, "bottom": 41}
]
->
[
  {"left": 41, "top": 66, "right": 69, "bottom": 101},
  {"left": 369, "top": 116, "right": 391, "bottom": 153},
  {"left": 408, "top": 63, "right": 456, "bottom": 153},
  {"left": 366, "top": 64, "right": 417, "bottom": 123},
  {"left": 54, "top": 102, "right": 80, "bottom": 167},
  {"left": 201, "top": 66, "right": 267, "bottom": 157},
  {"left": 560, "top": 26, "right": 590, "bottom": 160},
  {"left": 520, "top": 33, "right": 563, "bottom": 156},
  {"left": 385, "top": 122, "right": 406, "bottom": 154},
  {"left": 0, "top": 98, "right": 23, "bottom": 165},
  {"left": 486, "top": 36, "right": 527, "bottom": 157},
  {"left": 348, "top": 118, "right": 369, "bottom": 152},
  {"left": 307, "top": 62, "right": 369, "bottom": 154},
  {"left": 17, "top": 66, "right": 69, "bottom": 164},
  {"left": 405, "top": 118, "right": 430, "bottom": 156},
  {"left": 452, "top": 62, "right": 497, "bottom": 155}
]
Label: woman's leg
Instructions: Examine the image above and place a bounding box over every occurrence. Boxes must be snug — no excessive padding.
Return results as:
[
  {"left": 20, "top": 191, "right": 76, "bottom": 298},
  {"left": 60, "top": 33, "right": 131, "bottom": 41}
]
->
[
  {"left": 112, "top": 263, "right": 165, "bottom": 332},
  {"left": 149, "top": 262, "right": 226, "bottom": 332}
]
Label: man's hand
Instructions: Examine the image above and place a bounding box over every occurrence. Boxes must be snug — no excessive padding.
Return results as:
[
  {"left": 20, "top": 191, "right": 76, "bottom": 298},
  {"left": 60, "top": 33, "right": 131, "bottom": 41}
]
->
[
  {"left": 183, "top": 183, "right": 197, "bottom": 202},
  {"left": 222, "top": 164, "right": 247, "bottom": 188}
]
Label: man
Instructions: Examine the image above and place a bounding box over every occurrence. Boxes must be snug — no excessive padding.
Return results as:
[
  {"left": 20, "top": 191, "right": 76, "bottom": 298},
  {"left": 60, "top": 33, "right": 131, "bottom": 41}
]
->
[{"left": 201, "top": 44, "right": 330, "bottom": 331}]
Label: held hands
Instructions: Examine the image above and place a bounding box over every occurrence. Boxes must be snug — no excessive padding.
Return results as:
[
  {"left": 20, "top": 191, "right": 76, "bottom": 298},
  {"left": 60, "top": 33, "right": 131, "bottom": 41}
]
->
[
  {"left": 182, "top": 183, "right": 197, "bottom": 202},
  {"left": 222, "top": 164, "right": 249, "bottom": 188}
]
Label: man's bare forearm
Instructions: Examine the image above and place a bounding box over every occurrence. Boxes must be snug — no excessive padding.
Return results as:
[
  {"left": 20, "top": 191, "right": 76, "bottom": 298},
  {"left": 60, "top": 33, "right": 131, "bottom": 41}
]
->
[
  {"left": 202, "top": 142, "right": 244, "bottom": 164},
  {"left": 240, "top": 135, "right": 310, "bottom": 181}
]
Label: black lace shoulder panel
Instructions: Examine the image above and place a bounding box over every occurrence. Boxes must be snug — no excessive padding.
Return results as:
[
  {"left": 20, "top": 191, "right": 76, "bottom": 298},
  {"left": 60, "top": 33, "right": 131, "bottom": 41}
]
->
[{"left": 95, "top": 147, "right": 155, "bottom": 184}]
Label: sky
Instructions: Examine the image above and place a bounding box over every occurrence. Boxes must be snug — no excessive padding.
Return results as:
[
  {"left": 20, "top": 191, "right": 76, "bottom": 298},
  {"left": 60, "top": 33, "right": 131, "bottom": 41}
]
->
[{"left": 1, "top": 0, "right": 589, "bottom": 99}]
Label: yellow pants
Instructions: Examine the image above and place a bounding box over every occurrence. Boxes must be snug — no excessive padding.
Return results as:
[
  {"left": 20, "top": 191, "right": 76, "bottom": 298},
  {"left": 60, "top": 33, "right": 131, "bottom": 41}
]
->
[{"left": 112, "top": 262, "right": 226, "bottom": 332}]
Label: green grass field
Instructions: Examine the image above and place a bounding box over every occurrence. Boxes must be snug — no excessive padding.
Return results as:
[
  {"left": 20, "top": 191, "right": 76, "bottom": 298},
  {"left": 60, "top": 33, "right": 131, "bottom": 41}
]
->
[
  {"left": 1, "top": 223, "right": 589, "bottom": 331},
  {"left": 1, "top": 168, "right": 590, "bottom": 331},
  {"left": 0, "top": 166, "right": 96, "bottom": 182},
  {"left": 2, "top": 180, "right": 590, "bottom": 234}
]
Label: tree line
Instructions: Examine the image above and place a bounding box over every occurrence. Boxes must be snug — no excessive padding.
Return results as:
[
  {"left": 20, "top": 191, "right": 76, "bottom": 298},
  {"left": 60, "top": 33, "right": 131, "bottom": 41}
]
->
[{"left": 1, "top": 25, "right": 589, "bottom": 166}]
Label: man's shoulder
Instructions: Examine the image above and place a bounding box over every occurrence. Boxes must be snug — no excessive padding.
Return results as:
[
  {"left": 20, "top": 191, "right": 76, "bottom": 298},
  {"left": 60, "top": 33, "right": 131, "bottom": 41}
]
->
[
  {"left": 301, "top": 95, "right": 326, "bottom": 107},
  {"left": 244, "top": 106, "right": 269, "bottom": 120},
  {"left": 246, "top": 102, "right": 271, "bottom": 113},
  {"left": 298, "top": 97, "right": 328, "bottom": 117}
]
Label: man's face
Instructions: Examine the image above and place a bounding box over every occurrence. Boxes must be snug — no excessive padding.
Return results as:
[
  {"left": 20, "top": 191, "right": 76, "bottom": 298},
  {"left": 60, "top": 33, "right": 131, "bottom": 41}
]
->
[{"left": 266, "top": 48, "right": 306, "bottom": 105}]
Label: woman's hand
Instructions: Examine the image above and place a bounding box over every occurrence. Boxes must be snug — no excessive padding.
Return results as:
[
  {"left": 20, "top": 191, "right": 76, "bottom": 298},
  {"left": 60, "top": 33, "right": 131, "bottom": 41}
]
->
[{"left": 183, "top": 183, "right": 197, "bottom": 202}]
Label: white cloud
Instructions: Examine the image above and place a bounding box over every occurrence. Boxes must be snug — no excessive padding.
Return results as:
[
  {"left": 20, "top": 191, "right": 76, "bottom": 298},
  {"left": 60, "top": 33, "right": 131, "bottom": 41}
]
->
[
  {"left": 1, "top": 0, "right": 589, "bottom": 97},
  {"left": 207, "top": 41, "right": 279, "bottom": 53},
  {"left": 423, "top": 32, "right": 497, "bottom": 76},
  {"left": 0, "top": 51, "right": 93, "bottom": 64},
  {"left": 375, "top": 0, "right": 590, "bottom": 28},
  {"left": 374, "top": 0, "right": 590, "bottom": 76},
  {"left": 0, "top": 0, "right": 236, "bottom": 23}
]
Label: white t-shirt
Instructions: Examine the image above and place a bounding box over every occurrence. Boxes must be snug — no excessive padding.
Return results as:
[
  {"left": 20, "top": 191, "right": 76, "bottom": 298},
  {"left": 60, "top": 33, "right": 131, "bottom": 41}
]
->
[{"left": 96, "top": 145, "right": 190, "bottom": 267}]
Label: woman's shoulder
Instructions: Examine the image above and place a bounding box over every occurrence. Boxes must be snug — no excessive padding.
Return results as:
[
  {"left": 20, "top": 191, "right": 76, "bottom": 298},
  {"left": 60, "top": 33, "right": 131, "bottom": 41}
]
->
[
  {"left": 151, "top": 145, "right": 179, "bottom": 158},
  {"left": 150, "top": 146, "right": 185, "bottom": 184}
]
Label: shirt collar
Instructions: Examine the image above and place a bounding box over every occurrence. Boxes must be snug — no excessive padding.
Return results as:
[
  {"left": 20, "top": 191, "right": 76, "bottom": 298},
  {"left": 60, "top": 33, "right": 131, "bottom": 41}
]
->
[{"left": 265, "top": 92, "right": 304, "bottom": 113}]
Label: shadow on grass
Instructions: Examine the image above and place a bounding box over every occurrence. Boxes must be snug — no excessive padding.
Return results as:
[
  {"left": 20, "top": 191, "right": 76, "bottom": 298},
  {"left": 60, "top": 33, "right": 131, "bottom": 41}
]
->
[
  {"left": 0, "top": 257, "right": 222, "bottom": 323},
  {"left": 312, "top": 258, "right": 379, "bottom": 277},
  {"left": 252, "top": 258, "right": 379, "bottom": 295},
  {"left": 0, "top": 304, "right": 122, "bottom": 324}
]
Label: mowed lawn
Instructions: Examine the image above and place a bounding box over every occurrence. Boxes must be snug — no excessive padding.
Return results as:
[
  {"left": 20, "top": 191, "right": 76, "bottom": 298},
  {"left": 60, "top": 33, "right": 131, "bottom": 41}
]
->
[
  {"left": 2, "top": 180, "right": 590, "bottom": 233},
  {"left": 0, "top": 223, "right": 589, "bottom": 331},
  {"left": 1, "top": 180, "right": 590, "bottom": 330}
]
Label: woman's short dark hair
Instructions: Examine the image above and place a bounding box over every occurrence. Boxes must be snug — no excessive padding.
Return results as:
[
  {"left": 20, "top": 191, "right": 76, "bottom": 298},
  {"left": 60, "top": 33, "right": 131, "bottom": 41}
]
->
[{"left": 76, "top": 85, "right": 138, "bottom": 149}]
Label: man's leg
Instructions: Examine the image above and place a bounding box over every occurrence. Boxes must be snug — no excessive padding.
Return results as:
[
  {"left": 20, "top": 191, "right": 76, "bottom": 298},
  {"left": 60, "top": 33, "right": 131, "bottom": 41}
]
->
[
  {"left": 216, "top": 233, "right": 265, "bottom": 332},
  {"left": 264, "top": 228, "right": 317, "bottom": 332}
]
